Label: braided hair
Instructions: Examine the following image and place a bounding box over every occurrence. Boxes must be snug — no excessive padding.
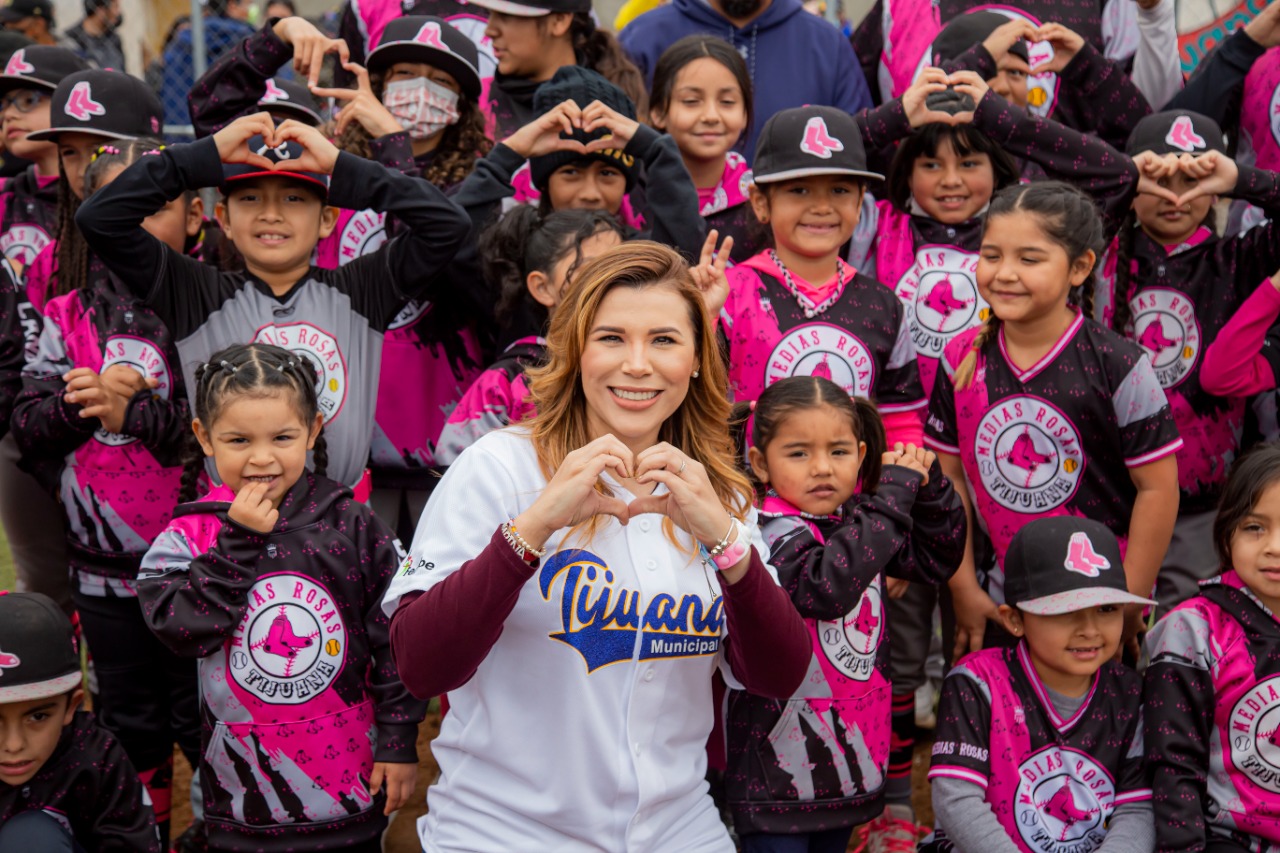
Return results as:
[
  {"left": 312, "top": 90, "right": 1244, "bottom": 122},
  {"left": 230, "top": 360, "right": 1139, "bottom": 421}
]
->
[
  {"left": 953, "top": 181, "right": 1105, "bottom": 390},
  {"left": 179, "top": 343, "right": 328, "bottom": 503}
]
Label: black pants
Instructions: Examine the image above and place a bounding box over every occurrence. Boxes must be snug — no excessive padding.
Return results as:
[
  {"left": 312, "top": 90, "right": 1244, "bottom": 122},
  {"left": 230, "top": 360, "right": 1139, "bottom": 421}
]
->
[{"left": 1206, "top": 837, "right": 1255, "bottom": 853}]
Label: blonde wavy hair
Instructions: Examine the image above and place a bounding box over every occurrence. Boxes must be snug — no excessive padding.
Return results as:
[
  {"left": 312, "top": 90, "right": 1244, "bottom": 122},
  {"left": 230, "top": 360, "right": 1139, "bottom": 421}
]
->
[{"left": 523, "top": 241, "right": 753, "bottom": 548}]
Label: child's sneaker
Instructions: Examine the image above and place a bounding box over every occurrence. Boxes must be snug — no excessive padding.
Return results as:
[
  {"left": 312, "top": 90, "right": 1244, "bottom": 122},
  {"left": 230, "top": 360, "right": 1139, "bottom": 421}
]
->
[{"left": 865, "top": 804, "right": 923, "bottom": 853}]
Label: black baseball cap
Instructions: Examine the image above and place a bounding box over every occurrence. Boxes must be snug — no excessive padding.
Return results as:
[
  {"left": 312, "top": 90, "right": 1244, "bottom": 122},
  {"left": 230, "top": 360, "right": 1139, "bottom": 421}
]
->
[
  {"left": 221, "top": 134, "right": 329, "bottom": 197},
  {"left": 0, "top": 0, "right": 52, "bottom": 24},
  {"left": 0, "top": 592, "right": 81, "bottom": 704},
  {"left": 367, "top": 16, "right": 481, "bottom": 101},
  {"left": 27, "top": 69, "right": 163, "bottom": 141},
  {"left": 461, "top": 0, "right": 590, "bottom": 17},
  {"left": 257, "top": 77, "right": 323, "bottom": 126},
  {"left": 753, "top": 105, "right": 883, "bottom": 184},
  {"left": 0, "top": 45, "right": 87, "bottom": 96},
  {"left": 1125, "top": 110, "right": 1226, "bottom": 157},
  {"left": 1004, "top": 517, "right": 1157, "bottom": 616},
  {"left": 931, "top": 11, "right": 1029, "bottom": 64},
  {"left": 529, "top": 65, "right": 639, "bottom": 191}
]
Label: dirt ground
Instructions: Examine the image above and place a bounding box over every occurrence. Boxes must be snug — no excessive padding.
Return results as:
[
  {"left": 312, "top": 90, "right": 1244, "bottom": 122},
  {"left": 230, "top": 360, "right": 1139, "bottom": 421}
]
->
[{"left": 170, "top": 716, "right": 935, "bottom": 852}]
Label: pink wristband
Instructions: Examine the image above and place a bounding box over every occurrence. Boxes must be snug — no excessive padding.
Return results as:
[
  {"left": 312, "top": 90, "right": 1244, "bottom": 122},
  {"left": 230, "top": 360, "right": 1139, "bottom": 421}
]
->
[{"left": 713, "top": 538, "right": 749, "bottom": 570}]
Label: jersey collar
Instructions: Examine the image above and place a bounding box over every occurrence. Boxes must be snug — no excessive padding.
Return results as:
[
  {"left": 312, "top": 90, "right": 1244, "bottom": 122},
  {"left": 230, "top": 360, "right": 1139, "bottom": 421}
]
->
[
  {"left": 1016, "top": 640, "right": 1099, "bottom": 735},
  {"left": 997, "top": 311, "right": 1084, "bottom": 383}
]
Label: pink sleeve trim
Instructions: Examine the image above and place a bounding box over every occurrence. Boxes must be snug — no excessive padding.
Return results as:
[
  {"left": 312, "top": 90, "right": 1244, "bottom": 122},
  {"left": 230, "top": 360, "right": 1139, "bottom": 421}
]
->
[
  {"left": 928, "top": 766, "right": 989, "bottom": 789},
  {"left": 1125, "top": 438, "right": 1183, "bottom": 468},
  {"left": 1113, "top": 789, "right": 1152, "bottom": 805},
  {"left": 923, "top": 436, "right": 961, "bottom": 455}
]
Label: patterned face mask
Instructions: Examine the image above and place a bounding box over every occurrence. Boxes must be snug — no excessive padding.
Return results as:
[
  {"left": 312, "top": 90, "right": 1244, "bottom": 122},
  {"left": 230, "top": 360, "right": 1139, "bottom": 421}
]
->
[{"left": 382, "top": 78, "right": 461, "bottom": 140}]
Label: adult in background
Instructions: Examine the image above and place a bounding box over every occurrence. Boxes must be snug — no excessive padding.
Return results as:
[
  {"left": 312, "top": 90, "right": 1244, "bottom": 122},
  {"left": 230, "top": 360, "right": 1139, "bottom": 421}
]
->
[
  {"left": 384, "top": 241, "right": 811, "bottom": 851},
  {"left": 0, "top": 0, "right": 58, "bottom": 46},
  {"left": 62, "top": 0, "right": 123, "bottom": 70},
  {"left": 619, "top": 0, "right": 871, "bottom": 159},
  {"left": 157, "top": 0, "right": 255, "bottom": 137}
]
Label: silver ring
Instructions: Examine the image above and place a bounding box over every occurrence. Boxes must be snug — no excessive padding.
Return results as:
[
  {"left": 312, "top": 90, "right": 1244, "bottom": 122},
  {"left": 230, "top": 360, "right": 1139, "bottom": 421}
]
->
[{"left": 677, "top": 459, "right": 687, "bottom": 475}]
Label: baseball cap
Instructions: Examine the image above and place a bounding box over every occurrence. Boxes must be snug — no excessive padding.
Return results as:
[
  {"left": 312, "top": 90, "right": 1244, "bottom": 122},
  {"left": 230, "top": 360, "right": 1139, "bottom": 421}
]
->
[
  {"left": 1003, "top": 517, "right": 1157, "bottom": 616},
  {"left": 0, "top": 592, "right": 81, "bottom": 704},
  {"left": 221, "top": 134, "right": 329, "bottom": 197},
  {"left": 1125, "top": 110, "right": 1226, "bottom": 157},
  {"left": 0, "top": 0, "right": 52, "bottom": 24},
  {"left": 368, "top": 16, "right": 481, "bottom": 102},
  {"left": 26, "top": 69, "right": 163, "bottom": 141},
  {"left": 931, "top": 11, "right": 1029, "bottom": 65},
  {"left": 752, "top": 105, "right": 883, "bottom": 184},
  {"left": 529, "top": 65, "right": 639, "bottom": 191},
  {"left": 257, "top": 77, "right": 324, "bottom": 126},
  {"left": 0, "top": 45, "right": 87, "bottom": 96},
  {"left": 461, "top": 0, "right": 589, "bottom": 18}
]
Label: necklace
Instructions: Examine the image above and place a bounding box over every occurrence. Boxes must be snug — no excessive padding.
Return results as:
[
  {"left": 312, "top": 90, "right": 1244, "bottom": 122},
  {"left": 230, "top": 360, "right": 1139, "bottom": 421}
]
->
[{"left": 768, "top": 250, "right": 849, "bottom": 319}]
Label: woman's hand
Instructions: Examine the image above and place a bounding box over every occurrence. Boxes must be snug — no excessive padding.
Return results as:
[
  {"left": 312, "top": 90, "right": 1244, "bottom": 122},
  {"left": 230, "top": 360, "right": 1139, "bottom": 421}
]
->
[
  {"left": 629, "top": 443, "right": 738, "bottom": 549},
  {"left": 228, "top": 481, "right": 280, "bottom": 533},
  {"left": 273, "top": 16, "right": 350, "bottom": 88},
  {"left": 950, "top": 578, "right": 998, "bottom": 660},
  {"left": 690, "top": 229, "right": 733, "bottom": 319},
  {"left": 212, "top": 112, "right": 280, "bottom": 170},
  {"left": 1029, "top": 23, "right": 1084, "bottom": 75},
  {"left": 311, "top": 62, "right": 403, "bottom": 138},
  {"left": 513, "top": 434, "right": 635, "bottom": 551},
  {"left": 502, "top": 100, "right": 588, "bottom": 160},
  {"left": 271, "top": 119, "right": 341, "bottom": 174},
  {"left": 581, "top": 100, "right": 640, "bottom": 152},
  {"left": 63, "top": 367, "right": 135, "bottom": 434},
  {"left": 370, "top": 762, "right": 417, "bottom": 816}
]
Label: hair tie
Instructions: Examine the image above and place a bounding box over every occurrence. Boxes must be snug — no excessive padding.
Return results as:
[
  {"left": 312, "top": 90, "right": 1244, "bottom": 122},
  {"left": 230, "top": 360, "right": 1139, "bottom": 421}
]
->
[
  {"left": 219, "top": 359, "right": 239, "bottom": 374},
  {"left": 749, "top": 400, "right": 757, "bottom": 412}
]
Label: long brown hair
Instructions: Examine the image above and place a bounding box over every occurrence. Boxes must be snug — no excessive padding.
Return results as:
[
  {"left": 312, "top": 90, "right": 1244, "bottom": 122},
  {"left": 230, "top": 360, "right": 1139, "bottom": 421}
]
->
[{"left": 523, "top": 242, "right": 752, "bottom": 544}]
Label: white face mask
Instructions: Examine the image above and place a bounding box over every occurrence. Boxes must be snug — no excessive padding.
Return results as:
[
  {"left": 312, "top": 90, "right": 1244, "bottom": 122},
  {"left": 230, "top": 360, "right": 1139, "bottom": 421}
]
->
[{"left": 382, "top": 78, "right": 461, "bottom": 140}]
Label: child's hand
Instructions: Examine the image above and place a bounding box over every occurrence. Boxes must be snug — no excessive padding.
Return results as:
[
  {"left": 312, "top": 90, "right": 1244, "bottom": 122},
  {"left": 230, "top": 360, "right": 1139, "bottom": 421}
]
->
[
  {"left": 581, "top": 100, "right": 641, "bottom": 153},
  {"left": 273, "top": 16, "right": 350, "bottom": 88},
  {"left": 903, "top": 67, "right": 967, "bottom": 128},
  {"left": 946, "top": 70, "right": 988, "bottom": 114},
  {"left": 951, "top": 581, "right": 998, "bottom": 660},
  {"left": 370, "top": 761, "right": 417, "bottom": 816},
  {"left": 885, "top": 577, "right": 910, "bottom": 599},
  {"left": 503, "top": 100, "right": 588, "bottom": 160},
  {"left": 63, "top": 367, "right": 133, "bottom": 434},
  {"left": 1246, "top": 0, "right": 1280, "bottom": 49},
  {"left": 1174, "top": 150, "right": 1238, "bottom": 207},
  {"left": 690, "top": 229, "right": 733, "bottom": 319},
  {"left": 272, "top": 119, "right": 341, "bottom": 174},
  {"left": 1131, "top": 151, "right": 1182, "bottom": 205},
  {"left": 981, "top": 18, "right": 1037, "bottom": 63},
  {"left": 101, "top": 363, "right": 157, "bottom": 398},
  {"left": 884, "top": 442, "right": 931, "bottom": 485},
  {"left": 311, "top": 62, "right": 402, "bottom": 139},
  {"left": 228, "top": 481, "right": 279, "bottom": 533},
  {"left": 213, "top": 112, "right": 280, "bottom": 171},
  {"left": 1029, "top": 24, "right": 1084, "bottom": 75}
]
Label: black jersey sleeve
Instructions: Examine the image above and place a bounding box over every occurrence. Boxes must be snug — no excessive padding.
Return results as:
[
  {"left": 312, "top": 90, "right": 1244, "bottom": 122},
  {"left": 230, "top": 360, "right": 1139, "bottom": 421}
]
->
[
  {"left": 187, "top": 18, "right": 292, "bottom": 138},
  {"left": 924, "top": 354, "right": 962, "bottom": 455},
  {"left": 1052, "top": 42, "right": 1152, "bottom": 153},
  {"left": 1165, "top": 28, "right": 1265, "bottom": 119},
  {"left": 629, "top": 123, "right": 707, "bottom": 261},
  {"left": 929, "top": 661, "right": 995, "bottom": 789},
  {"left": 0, "top": 259, "right": 24, "bottom": 443}
]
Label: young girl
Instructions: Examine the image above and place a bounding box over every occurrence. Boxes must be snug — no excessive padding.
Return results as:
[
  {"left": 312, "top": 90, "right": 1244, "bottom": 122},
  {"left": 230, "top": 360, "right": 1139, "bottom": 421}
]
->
[
  {"left": 924, "top": 516, "right": 1157, "bottom": 853},
  {"left": 73, "top": 112, "right": 471, "bottom": 498},
  {"left": 717, "top": 104, "right": 926, "bottom": 447},
  {"left": 137, "top": 343, "right": 425, "bottom": 853},
  {"left": 435, "top": 205, "right": 622, "bottom": 466},
  {"left": 12, "top": 138, "right": 203, "bottom": 847},
  {"left": 724, "top": 375, "right": 964, "bottom": 852},
  {"left": 1145, "top": 442, "right": 1280, "bottom": 852},
  {"left": 924, "top": 181, "right": 1182, "bottom": 660},
  {"left": 1097, "top": 109, "right": 1280, "bottom": 613},
  {"left": 648, "top": 35, "right": 762, "bottom": 264}
]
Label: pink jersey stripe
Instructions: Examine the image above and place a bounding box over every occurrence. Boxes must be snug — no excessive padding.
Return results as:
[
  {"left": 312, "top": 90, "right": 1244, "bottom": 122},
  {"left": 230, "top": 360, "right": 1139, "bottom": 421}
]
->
[
  {"left": 1113, "top": 789, "right": 1152, "bottom": 805},
  {"left": 927, "top": 766, "right": 989, "bottom": 789},
  {"left": 1125, "top": 438, "right": 1185, "bottom": 468}
]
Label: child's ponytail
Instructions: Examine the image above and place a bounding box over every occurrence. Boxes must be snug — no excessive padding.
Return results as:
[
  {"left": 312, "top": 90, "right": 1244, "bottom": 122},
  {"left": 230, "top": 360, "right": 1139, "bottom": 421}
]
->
[
  {"left": 570, "top": 13, "right": 648, "bottom": 117},
  {"left": 852, "top": 396, "right": 886, "bottom": 494}
]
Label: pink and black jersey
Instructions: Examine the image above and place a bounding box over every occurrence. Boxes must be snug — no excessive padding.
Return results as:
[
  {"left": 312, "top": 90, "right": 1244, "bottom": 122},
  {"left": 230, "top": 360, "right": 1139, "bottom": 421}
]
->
[
  {"left": 926, "top": 644, "right": 1149, "bottom": 853},
  {"left": 924, "top": 313, "right": 1181, "bottom": 586},
  {"left": 1144, "top": 571, "right": 1280, "bottom": 851},
  {"left": 698, "top": 151, "right": 765, "bottom": 265},
  {"left": 1095, "top": 164, "right": 1280, "bottom": 512},
  {"left": 435, "top": 336, "right": 544, "bottom": 467},
  {"left": 0, "top": 165, "right": 57, "bottom": 271},
  {"left": 137, "top": 473, "right": 426, "bottom": 852},
  {"left": 721, "top": 251, "right": 925, "bottom": 439},
  {"left": 725, "top": 467, "right": 964, "bottom": 834}
]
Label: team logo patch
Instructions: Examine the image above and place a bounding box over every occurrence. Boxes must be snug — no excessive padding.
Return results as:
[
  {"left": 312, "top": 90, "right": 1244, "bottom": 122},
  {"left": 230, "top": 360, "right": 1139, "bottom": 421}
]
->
[
  {"left": 537, "top": 549, "right": 723, "bottom": 672},
  {"left": 95, "top": 336, "right": 171, "bottom": 446},
  {"left": 229, "top": 574, "right": 346, "bottom": 705},
  {"left": 895, "top": 245, "right": 987, "bottom": 358},
  {"left": 766, "top": 323, "right": 875, "bottom": 396},
  {"left": 65, "top": 81, "right": 105, "bottom": 121},
  {"left": 1165, "top": 115, "right": 1207, "bottom": 152},
  {"left": 817, "top": 579, "right": 882, "bottom": 682},
  {"left": 414, "top": 21, "right": 448, "bottom": 51},
  {"left": 0, "top": 647, "right": 20, "bottom": 673},
  {"left": 800, "top": 117, "right": 843, "bottom": 159},
  {"left": 259, "top": 78, "right": 290, "bottom": 104},
  {"left": 1, "top": 223, "right": 51, "bottom": 268},
  {"left": 337, "top": 209, "right": 387, "bottom": 266},
  {"left": 252, "top": 323, "right": 348, "bottom": 422},
  {"left": 388, "top": 299, "right": 430, "bottom": 331},
  {"left": 255, "top": 139, "right": 292, "bottom": 161},
  {"left": 4, "top": 49, "right": 32, "bottom": 76},
  {"left": 1129, "top": 288, "right": 1201, "bottom": 389},
  {"left": 1064, "top": 532, "right": 1110, "bottom": 577},
  {"left": 1229, "top": 674, "right": 1280, "bottom": 793},
  {"left": 1269, "top": 82, "right": 1280, "bottom": 150},
  {"left": 1014, "top": 746, "right": 1115, "bottom": 853},
  {"left": 975, "top": 396, "right": 1084, "bottom": 513}
]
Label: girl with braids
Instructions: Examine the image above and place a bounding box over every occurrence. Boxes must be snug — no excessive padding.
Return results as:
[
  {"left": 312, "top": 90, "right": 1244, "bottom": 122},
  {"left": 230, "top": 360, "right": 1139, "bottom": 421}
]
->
[
  {"left": 10, "top": 135, "right": 202, "bottom": 848},
  {"left": 925, "top": 181, "right": 1182, "bottom": 664},
  {"left": 436, "top": 205, "right": 622, "bottom": 466},
  {"left": 138, "top": 343, "right": 426, "bottom": 853},
  {"left": 1093, "top": 109, "right": 1280, "bottom": 615}
]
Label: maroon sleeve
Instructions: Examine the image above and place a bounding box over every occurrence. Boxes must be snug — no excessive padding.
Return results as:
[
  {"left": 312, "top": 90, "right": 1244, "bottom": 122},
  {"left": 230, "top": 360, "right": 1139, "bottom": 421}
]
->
[
  {"left": 720, "top": 551, "right": 812, "bottom": 699},
  {"left": 389, "top": 527, "right": 536, "bottom": 700}
]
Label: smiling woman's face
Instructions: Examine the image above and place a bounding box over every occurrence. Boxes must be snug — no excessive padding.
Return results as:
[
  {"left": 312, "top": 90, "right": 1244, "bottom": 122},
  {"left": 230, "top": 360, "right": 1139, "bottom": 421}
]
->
[{"left": 579, "top": 283, "right": 698, "bottom": 455}]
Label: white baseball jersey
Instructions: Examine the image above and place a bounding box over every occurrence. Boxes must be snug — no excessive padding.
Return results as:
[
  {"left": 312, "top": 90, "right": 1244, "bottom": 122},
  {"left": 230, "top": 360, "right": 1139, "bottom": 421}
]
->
[{"left": 383, "top": 428, "right": 775, "bottom": 852}]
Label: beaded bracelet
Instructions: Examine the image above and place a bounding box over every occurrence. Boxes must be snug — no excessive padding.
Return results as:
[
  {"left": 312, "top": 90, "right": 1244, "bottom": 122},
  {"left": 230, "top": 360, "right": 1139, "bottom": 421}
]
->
[
  {"left": 501, "top": 520, "right": 546, "bottom": 564},
  {"left": 703, "top": 518, "right": 749, "bottom": 571}
]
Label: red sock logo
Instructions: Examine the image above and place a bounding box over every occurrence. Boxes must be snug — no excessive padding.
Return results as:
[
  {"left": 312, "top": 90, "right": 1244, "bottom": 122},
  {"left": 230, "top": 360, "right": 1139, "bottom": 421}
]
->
[
  {"left": 801, "top": 117, "right": 844, "bottom": 159},
  {"left": 260, "top": 79, "right": 290, "bottom": 103},
  {"left": 65, "top": 82, "right": 105, "bottom": 122},
  {"left": 1165, "top": 115, "right": 1206, "bottom": 152},
  {"left": 414, "top": 22, "right": 447, "bottom": 51},
  {"left": 4, "top": 50, "right": 33, "bottom": 76},
  {"left": 1064, "top": 532, "right": 1110, "bottom": 578}
]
